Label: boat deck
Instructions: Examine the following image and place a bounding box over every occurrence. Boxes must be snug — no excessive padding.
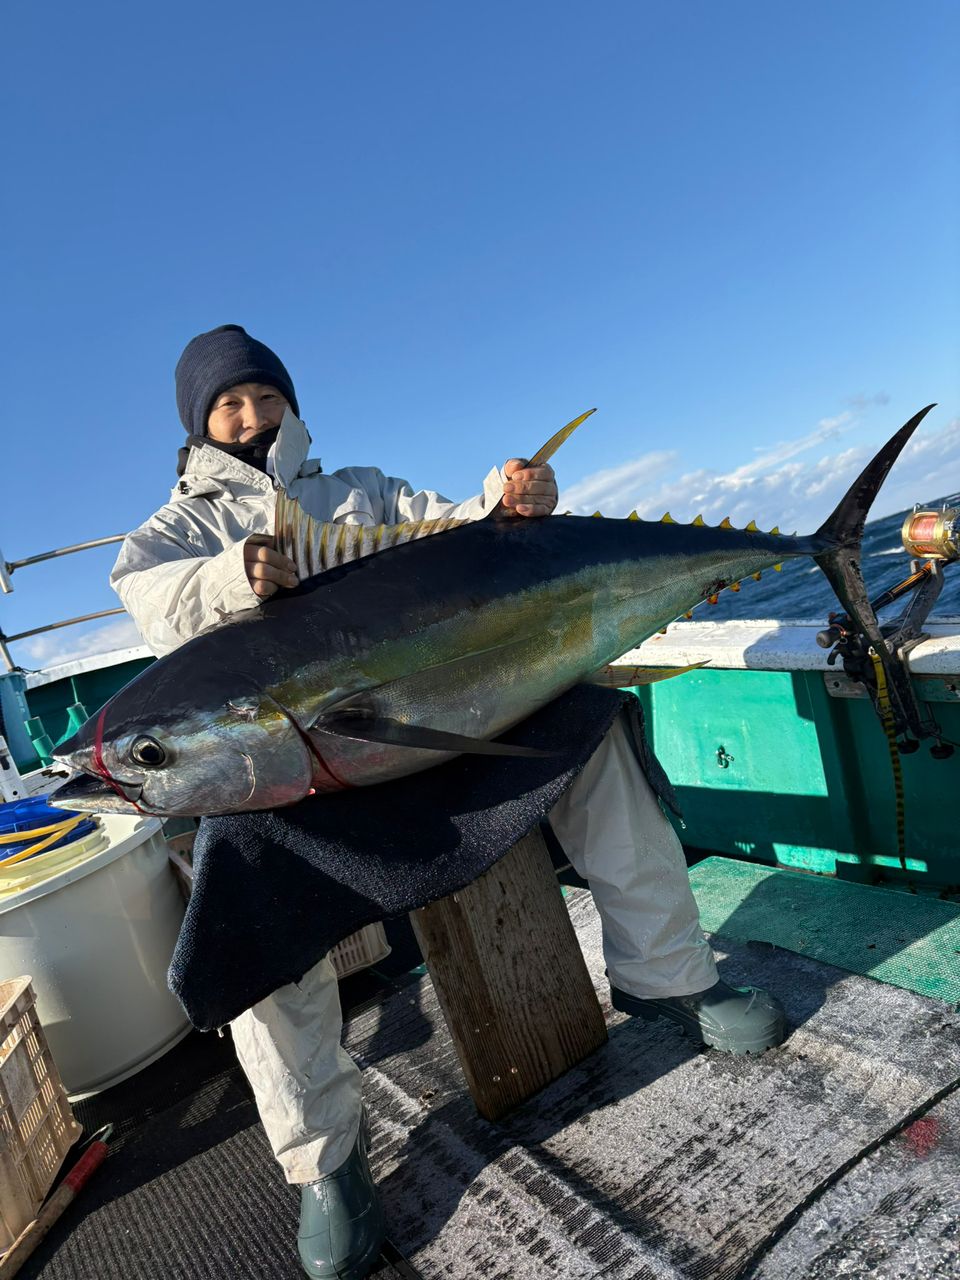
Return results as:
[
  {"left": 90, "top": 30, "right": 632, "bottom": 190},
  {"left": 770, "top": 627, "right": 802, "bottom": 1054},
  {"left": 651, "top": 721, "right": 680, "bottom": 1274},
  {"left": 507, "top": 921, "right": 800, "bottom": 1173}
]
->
[{"left": 14, "top": 860, "right": 960, "bottom": 1280}]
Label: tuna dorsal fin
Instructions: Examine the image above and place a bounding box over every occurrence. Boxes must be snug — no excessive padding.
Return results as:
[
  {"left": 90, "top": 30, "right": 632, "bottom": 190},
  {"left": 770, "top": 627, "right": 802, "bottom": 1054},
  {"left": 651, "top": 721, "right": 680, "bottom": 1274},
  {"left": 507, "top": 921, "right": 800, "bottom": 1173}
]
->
[
  {"left": 275, "top": 489, "right": 468, "bottom": 578},
  {"left": 587, "top": 660, "right": 708, "bottom": 688},
  {"left": 487, "top": 407, "right": 597, "bottom": 518}
]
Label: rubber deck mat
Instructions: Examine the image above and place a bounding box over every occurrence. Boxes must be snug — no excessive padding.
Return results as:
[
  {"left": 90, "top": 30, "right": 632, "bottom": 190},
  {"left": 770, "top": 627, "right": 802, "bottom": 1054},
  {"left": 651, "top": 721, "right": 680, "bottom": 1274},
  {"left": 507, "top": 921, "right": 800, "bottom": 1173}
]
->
[
  {"left": 14, "top": 891, "right": 960, "bottom": 1279},
  {"left": 689, "top": 856, "right": 960, "bottom": 1004},
  {"left": 750, "top": 1089, "right": 960, "bottom": 1279}
]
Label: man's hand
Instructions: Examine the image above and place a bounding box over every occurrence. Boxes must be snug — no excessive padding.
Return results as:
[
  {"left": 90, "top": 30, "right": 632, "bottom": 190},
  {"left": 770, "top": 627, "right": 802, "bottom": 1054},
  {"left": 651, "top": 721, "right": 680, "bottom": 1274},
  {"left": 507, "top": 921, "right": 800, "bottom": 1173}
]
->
[
  {"left": 244, "top": 535, "right": 299, "bottom": 599},
  {"left": 501, "top": 460, "right": 558, "bottom": 518}
]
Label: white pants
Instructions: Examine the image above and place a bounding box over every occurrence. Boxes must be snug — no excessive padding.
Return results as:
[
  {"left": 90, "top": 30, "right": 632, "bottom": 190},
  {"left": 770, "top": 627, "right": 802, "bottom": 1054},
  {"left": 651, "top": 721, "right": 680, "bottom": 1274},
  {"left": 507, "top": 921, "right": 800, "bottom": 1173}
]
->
[{"left": 230, "top": 717, "right": 717, "bottom": 1183}]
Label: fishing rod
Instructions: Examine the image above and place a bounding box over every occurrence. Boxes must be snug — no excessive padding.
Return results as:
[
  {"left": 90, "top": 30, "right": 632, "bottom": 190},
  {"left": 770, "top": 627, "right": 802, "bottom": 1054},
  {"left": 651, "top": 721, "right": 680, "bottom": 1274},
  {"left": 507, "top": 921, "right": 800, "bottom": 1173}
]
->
[{"left": 816, "top": 501, "right": 960, "bottom": 756}]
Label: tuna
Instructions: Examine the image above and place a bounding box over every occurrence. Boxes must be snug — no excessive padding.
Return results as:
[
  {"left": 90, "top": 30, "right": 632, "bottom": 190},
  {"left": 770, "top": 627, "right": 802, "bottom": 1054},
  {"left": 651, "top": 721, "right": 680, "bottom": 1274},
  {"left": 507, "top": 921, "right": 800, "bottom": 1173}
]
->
[{"left": 50, "top": 405, "right": 935, "bottom": 818}]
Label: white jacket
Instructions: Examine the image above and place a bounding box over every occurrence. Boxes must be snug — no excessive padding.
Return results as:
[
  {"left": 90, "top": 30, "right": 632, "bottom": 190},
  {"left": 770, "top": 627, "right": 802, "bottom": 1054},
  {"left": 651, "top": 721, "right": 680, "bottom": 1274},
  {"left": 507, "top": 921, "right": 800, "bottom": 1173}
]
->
[{"left": 112, "top": 414, "right": 505, "bottom": 657}]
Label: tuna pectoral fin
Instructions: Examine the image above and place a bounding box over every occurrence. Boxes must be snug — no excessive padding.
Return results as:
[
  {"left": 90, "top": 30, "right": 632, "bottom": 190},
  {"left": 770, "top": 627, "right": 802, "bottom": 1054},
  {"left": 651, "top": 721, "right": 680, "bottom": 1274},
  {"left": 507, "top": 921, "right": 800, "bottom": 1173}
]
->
[
  {"left": 313, "top": 712, "right": 552, "bottom": 757},
  {"left": 587, "top": 660, "right": 708, "bottom": 688}
]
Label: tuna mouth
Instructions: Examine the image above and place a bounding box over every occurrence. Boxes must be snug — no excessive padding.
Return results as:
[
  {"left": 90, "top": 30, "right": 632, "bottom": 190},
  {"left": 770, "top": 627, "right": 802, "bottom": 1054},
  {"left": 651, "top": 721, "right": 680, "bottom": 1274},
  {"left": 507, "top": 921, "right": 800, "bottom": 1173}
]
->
[{"left": 49, "top": 771, "right": 145, "bottom": 815}]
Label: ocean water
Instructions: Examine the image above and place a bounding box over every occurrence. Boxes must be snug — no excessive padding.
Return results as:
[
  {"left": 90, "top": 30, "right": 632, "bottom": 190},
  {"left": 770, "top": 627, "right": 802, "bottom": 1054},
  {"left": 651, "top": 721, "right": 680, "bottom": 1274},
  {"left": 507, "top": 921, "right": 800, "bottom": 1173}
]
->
[{"left": 699, "top": 495, "right": 960, "bottom": 624}]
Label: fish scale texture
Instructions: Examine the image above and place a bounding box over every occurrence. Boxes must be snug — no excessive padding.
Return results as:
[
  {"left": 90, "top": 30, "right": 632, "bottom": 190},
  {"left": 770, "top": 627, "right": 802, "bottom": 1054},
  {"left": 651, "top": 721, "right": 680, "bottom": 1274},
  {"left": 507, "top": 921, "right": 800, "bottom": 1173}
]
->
[{"left": 16, "top": 898, "right": 960, "bottom": 1280}]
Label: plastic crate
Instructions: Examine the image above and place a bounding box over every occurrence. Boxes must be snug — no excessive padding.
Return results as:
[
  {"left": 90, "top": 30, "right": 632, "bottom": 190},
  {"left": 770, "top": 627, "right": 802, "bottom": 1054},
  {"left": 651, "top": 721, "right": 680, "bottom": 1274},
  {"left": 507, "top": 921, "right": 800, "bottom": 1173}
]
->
[
  {"left": 329, "top": 923, "right": 391, "bottom": 978},
  {"left": 165, "top": 846, "right": 391, "bottom": 979},
  {"left": 0, "top": 977, "right": 81, "bottom": 1252}
]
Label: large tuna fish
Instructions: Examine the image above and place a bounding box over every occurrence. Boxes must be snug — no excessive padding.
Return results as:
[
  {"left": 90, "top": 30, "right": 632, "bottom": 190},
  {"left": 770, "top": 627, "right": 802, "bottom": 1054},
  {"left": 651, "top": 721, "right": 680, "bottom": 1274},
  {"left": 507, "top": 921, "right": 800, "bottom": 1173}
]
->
[{"left": 50, "top": 406, "right": 934, "bottom": 818}]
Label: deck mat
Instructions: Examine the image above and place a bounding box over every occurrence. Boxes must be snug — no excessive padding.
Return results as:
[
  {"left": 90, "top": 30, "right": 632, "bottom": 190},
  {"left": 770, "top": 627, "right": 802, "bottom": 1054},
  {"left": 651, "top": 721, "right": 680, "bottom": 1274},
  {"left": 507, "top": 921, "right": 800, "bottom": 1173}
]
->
[
  {"left": 750, "top": 1089, "right": 960, "bottom": 1279},
  {"left": 347, "top": 890, "right": 960, "bottom": 1279},
  {"left": 16, "top": 890, "right": 960, "bottom": 1280},
  {"left": 689, "top": 856, "right": 960, "bottom": 1005}
]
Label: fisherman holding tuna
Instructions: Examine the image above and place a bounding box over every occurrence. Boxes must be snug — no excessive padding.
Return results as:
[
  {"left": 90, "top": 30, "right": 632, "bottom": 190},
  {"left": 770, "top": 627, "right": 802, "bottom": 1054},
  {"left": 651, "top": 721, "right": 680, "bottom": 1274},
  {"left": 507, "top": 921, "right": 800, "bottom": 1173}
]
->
[{"left": 79, "top": 326, "right": 787, "bottom": 1279}]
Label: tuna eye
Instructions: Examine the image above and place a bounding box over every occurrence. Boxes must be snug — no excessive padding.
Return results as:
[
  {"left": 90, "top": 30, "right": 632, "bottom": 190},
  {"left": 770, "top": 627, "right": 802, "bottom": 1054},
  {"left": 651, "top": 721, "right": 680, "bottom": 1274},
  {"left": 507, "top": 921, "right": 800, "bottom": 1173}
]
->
[{"left": 131, "top": 736, "right": 166, "bottom": 768}]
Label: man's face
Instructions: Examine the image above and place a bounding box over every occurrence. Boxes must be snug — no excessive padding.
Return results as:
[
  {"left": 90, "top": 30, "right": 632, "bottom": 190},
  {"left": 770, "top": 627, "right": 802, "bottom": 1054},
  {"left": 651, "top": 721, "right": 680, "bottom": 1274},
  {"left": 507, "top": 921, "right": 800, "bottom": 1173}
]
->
[{"left": 206, "top": 382, "right": 290, "bottom": 443}]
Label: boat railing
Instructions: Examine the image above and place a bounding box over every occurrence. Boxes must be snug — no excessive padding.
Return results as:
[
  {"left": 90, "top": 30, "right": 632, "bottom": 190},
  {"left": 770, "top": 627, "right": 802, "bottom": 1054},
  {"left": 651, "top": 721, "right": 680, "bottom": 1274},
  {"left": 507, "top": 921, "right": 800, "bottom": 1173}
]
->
[{"left": 0, "top": 536, "right": 129, "bottom": 672}]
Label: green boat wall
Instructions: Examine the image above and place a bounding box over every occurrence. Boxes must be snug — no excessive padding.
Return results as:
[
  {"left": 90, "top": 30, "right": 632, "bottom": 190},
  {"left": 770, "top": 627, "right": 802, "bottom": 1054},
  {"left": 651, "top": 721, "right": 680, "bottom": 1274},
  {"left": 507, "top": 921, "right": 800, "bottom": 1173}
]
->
[
  {"left": 618, "top": 621, "right": 960, "bottom": 893},
  {"left": 17, "top": 620, "right": 960, "bottom": 892}
]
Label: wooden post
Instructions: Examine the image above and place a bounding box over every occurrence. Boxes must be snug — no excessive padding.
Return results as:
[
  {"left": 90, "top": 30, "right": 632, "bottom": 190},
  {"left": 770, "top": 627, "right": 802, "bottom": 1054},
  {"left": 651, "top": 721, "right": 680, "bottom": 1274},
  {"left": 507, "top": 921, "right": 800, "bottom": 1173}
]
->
[{"left": 410, "top": 827, "right": 607, "bottom": 1121}]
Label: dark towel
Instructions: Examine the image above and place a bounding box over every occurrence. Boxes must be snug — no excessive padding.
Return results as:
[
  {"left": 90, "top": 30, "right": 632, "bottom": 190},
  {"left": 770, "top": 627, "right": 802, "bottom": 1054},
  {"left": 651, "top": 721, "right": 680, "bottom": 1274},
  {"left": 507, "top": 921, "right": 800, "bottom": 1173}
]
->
[{"left": 168, "top": 686, "right": 676, "bottom": 1030}]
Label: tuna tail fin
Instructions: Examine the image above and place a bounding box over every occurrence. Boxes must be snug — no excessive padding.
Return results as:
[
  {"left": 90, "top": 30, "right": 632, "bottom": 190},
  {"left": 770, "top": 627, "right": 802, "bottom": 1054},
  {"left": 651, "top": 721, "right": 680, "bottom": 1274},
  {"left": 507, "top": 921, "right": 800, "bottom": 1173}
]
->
[{"left": 812, "top": 402, "right": 935, "bottom": 735}]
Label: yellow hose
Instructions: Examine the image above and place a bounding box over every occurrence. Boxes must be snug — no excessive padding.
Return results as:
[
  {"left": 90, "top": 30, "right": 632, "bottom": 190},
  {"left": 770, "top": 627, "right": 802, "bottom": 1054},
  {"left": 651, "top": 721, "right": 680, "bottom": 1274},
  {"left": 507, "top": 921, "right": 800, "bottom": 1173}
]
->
[
  {"left": 0, "top": 817, "right": 85, "bottom": 867},
  {"left": 0, "top": 819, "right": 83, "bottom": 843}
]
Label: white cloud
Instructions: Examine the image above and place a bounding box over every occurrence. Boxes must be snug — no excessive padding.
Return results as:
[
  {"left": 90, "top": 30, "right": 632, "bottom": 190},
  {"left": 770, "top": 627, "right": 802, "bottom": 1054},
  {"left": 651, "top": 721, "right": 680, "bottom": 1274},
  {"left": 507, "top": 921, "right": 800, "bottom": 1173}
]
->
[
  {"left": 21, "top": 617, "right": 145, "bottom": 668},
  {"left": 559, "top": 412, "right": 960, "bottom": 533}
]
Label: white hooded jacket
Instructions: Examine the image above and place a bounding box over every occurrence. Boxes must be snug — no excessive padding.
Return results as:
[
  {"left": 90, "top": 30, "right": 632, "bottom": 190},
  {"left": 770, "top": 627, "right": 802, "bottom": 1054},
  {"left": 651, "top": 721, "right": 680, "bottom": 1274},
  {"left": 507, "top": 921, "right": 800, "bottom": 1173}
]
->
[{"left": 112, "top": 413, "right": 506, "bottom": 657}]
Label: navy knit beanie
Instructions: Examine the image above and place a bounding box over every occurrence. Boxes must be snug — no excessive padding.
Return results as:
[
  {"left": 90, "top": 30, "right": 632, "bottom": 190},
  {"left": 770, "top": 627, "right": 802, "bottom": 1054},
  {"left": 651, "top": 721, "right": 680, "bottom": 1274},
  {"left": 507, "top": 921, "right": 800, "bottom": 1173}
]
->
[{"left": 175, "top": 324, "right": 300, "bottom": 436}]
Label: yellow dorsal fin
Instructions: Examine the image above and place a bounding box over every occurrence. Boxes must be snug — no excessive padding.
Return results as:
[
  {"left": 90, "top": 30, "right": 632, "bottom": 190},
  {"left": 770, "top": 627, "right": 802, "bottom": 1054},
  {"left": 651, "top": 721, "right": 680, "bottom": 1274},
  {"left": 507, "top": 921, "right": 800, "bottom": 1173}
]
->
[
  {"left": 745, "top": 519, "right": 759, "bottom": 533},
  {"left": 692, "top": 514, "right": 706, "bottom": 527},
  {"left": 718, "top": 516, "right": 733, "bottom": 530},
  {"left": 661, "top": 512, "right": 676, "bottom": 524}
]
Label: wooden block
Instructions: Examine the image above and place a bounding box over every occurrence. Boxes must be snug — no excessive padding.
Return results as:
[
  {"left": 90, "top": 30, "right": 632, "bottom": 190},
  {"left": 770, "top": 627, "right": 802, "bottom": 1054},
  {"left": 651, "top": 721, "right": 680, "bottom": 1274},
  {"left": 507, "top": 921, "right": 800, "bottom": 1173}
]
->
[{"left": 410, "top": 827, "right": 607, "bottom": 1121}]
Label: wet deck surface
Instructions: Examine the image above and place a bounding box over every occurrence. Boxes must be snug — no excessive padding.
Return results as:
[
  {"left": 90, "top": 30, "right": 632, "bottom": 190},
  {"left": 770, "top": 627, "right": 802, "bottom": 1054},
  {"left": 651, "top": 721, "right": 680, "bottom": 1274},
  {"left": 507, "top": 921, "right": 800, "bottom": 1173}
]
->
[{"left": 15, "top": 893, "right": 960, "bottom": 1279}]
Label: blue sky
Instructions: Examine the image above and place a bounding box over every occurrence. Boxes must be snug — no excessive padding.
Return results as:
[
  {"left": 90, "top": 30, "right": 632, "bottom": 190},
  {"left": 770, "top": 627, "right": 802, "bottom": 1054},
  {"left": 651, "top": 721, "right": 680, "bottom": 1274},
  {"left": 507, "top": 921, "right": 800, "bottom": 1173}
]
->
[{"left": 2, "top": 1, "right": 958, "bottom": 665}]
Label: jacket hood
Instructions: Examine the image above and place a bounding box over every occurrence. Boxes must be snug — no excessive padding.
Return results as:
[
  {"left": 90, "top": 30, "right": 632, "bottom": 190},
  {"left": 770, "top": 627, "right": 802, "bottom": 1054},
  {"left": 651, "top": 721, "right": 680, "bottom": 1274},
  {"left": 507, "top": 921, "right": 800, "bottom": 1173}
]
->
[{"left": 173, "top": 409, "right": 321, "bottom": 500}]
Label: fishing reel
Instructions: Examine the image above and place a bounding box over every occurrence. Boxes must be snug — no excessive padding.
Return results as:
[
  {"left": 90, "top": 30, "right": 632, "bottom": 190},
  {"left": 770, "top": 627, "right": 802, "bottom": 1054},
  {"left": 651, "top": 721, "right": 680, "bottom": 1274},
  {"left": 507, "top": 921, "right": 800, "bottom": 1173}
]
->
[{"left": 816, "top": 502, "right": 959, "bottom": 757}]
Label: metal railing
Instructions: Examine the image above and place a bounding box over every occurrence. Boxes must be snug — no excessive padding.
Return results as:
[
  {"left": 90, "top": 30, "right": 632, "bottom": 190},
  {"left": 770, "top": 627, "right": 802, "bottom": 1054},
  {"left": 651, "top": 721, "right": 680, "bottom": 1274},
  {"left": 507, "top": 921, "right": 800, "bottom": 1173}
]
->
[{"left": 0, "top": 536, "right": 129, "bottom": 672}]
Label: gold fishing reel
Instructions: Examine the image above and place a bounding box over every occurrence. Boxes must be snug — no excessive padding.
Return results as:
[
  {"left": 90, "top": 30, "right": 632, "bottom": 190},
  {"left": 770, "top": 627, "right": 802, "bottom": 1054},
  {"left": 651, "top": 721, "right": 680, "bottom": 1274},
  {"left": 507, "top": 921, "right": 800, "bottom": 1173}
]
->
[{"left": 901, "top": 505, "right": 960, "bottom": 561}]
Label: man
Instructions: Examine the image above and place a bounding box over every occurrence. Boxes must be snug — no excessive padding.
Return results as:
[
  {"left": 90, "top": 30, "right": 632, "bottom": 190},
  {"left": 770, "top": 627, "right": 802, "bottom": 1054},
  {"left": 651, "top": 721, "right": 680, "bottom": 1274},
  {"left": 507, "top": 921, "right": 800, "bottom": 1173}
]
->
[{"left": 112, "top": 325, "right": 786, "bottom": 1280}]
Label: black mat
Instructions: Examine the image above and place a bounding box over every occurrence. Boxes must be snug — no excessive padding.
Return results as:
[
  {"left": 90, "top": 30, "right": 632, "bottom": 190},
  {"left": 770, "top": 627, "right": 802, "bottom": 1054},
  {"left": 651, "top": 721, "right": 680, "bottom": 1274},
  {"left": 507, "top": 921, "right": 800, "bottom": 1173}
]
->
[
  {"left": 171, "top": 686, "right": 649, "bottom": 1030},
  {"left": 750, "top": 1089, "right": 960, "bottom": 1279},
  {"left": 347, "top": 891, "right": 960, "bottom": 1279},
  {"left": 17, "top": 895, "right": 960, "bottom": 1280}
]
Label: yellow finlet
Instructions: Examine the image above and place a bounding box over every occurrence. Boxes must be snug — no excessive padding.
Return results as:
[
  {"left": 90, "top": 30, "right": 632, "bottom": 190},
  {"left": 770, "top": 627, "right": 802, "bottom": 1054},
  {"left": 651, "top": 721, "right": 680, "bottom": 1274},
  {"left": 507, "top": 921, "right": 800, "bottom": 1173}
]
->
[
  {"left": 769, "top": 525, "right": 780, "bottom": 536},
  {"left": 729, "top": 581, "right": 741, "bottom": 592},
  {"left": 627, "top": 510, "right": 640, "bottom": 521},
  {"left": 692, "top": 514, "right": 706, "bottom": 527},
  {"left": 745, "top": 519, "right": 759, "bottom": 533},
  {"left": 591, "top": 511, "right": 603, "bottom": 519},
  {"left": 773, "top": 563, "right": 783, "bottom": 572},
  {"left": 718, "top": 517, "right": 733, "bottom": 530},
  {"left": 752, "top": 571, "right": 762, "bottom": 581},
  {"left": 661, "top": 512, "right": 676, "bottom": 524},
  {"left": 707, "top": 593, "right": 719, "bottom": 605}
]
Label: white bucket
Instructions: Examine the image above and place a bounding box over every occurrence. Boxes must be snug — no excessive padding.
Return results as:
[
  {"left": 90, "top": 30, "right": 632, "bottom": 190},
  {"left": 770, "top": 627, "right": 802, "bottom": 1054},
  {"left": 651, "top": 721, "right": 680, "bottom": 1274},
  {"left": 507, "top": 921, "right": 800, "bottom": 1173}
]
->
[{"left": 0, "top": 814, "right": 191, "bottom": 1098}]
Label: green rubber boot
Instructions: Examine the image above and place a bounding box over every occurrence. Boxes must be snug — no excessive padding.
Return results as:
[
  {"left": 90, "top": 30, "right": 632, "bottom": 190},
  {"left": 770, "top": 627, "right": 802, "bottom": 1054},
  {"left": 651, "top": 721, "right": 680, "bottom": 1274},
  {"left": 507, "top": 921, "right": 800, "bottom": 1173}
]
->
[
  {"left": 297, "top": 1123, "right": 385, "bottom": 1280},
  {"left": 610, "top": 978, "right": 786, "bottom": 1055}
]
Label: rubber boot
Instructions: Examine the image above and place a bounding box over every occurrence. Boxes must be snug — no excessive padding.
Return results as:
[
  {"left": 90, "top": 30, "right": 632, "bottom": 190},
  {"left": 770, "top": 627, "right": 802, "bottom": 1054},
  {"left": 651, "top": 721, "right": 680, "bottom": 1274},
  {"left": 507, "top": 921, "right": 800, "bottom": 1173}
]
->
[
  {"left": 297, "top": 1122, "right": 385, "bottom": 1280},
  {"left": 610, "top": 978, "right": 786, "bottom": 1054}
]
